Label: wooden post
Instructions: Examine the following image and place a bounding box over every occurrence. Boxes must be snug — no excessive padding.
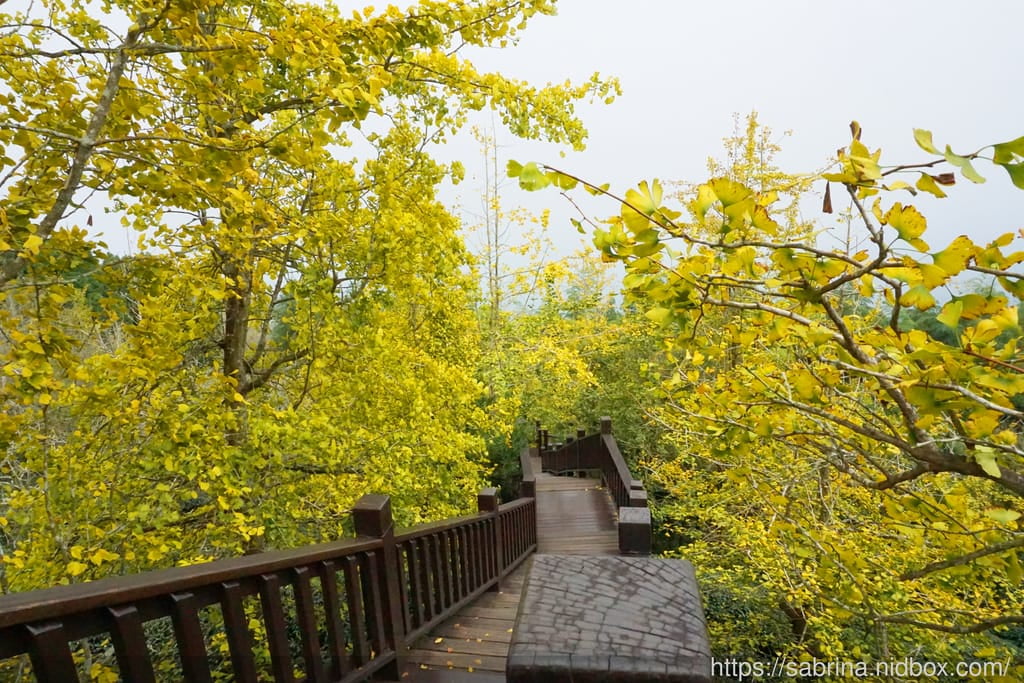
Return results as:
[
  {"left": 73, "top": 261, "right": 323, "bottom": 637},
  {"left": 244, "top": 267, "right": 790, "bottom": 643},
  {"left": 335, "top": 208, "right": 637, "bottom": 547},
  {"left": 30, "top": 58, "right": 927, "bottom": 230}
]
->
[
  {"left": 618, "top": 507, "right": 652, "bottom": 556},
  {"left": 534, "top": 420, "right": 542, "bottom": 457},
  {"left": 576, "top": 428, "right": 586, "bottom": 440},
  {"left": 519, "top": 446, "right": 536, "bottom": 499},
  {"left": 629, "top": 480, "right": 648, "bottom": 507},
  {"left": 478, "top": 488, "right": 502, "bottom": 591},
  {"left": 600, "top": 416, "right": 612, "bottom": 434},
  {"left": 352, "top": 495, "right": 405, "bottom": 679}
]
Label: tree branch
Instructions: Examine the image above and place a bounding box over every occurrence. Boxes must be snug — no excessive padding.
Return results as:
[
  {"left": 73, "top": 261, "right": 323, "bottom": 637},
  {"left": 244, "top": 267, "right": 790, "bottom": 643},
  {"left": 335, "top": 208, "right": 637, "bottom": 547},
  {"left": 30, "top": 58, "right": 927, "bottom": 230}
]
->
[{"left": 901, "top": 536, "right": 1024, "bottom": 580}]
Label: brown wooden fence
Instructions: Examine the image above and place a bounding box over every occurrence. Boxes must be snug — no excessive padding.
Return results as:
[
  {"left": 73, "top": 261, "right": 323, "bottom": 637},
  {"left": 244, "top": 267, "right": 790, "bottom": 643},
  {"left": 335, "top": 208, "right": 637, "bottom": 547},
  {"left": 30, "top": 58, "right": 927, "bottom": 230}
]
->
[
  {"left": 0, "top": 418, "right": 643, "bottom": 680},
  {"left": 0, "top": 489, "right": 535, "bottom": 682},
  {"left": 537, "top": 417, "right": 650, "bottom": 554}
]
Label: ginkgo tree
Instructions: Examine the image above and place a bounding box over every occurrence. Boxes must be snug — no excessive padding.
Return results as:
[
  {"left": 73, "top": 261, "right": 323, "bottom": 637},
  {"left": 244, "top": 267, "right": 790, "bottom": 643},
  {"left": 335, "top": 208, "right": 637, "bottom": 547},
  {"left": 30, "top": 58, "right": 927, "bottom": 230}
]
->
[
  {"left": 511, "top": 125, "right": 1024, "bottom": 663},
  {"left": 0, "top": 0, "right": 618, "bottom": 596}
]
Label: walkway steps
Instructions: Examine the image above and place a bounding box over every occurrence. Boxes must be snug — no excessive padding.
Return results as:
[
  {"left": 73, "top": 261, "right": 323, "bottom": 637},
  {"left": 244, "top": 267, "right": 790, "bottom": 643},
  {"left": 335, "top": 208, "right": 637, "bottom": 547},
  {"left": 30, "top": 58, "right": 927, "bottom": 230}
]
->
[
  {"left": 401, "top": 563, "right": 528, "bottom": 680},
  {"left": 402, "top": 469, "right": 619, "bottom": 680}
]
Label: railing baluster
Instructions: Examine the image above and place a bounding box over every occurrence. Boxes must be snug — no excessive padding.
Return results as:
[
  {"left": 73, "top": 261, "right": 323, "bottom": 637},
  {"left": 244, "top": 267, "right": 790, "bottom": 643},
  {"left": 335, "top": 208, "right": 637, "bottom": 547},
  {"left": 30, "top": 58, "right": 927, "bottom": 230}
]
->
[
  {"left": 221, "top": 581, "right": 258, "bottom": 683},
  {"left": 361, "top": 552, "right": 388, "bottom": 655},
  {"left": 472, "top": 522, "right": 482, "bottom": 588},
  {"left": 417, "top": 537, "right": 434, "bottom": 623},
  {"left": 319, "top": 560, "right": 351, "bottom": 677},
  {"left": 396, "top": 543, "right": 411, "bottom": 634},
  {"left": 108, "top": 605, "right": 156, "bottom": 683},
  {"left": 466, "top": 524, "right": 477, "bottom": 591},
  {"left": 170, "top": 592, "right": 213, "bottom": 683},
  {"left": 258, "top": 573, "right": 295, "bottom": 683},
  {"left": 429, "top": 535, "right": 444, "bottom": 614},
  {"left": 456, "top": 528, "right": 469, "bottom": 597},
  {"left": 293, "top": 567, "right": 327, "bottom": 683},
  {"left": 451, "top": 528, "right": 465, "bottom": 600},
  {"left": 342, "top": 556, "right": 371, "bottom": 666},
  {"left": 480, "top": 520, "right": 491, "bottom": 583},
  {"left": 514, "top": 511, "right": 520, "bottom": 565},
  {"left": 405, "top": 540, "right": 421, "bottom": 630},
  {"left": 438, "top": 530, "right": 453, "bottom": 608},
  {"left": 25, "top": 622, "right": 78, "bottom": 683},
  {"left": 499, "top": 511, "right": 507, "bottom": 565}
]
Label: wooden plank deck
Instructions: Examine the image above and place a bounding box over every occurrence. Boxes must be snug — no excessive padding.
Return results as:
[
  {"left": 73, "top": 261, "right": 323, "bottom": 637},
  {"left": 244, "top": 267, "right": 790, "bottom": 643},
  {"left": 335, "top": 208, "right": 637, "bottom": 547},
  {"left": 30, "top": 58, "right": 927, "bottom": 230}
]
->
[
  {"left": 401, "top": 563, "right": 528, "bottom": 679},
  {"left": 534, "top": 470, "right": 618, "bottom": 555},
  {"left": 402, "top": 467, "right": 618, "bottom": 680}
]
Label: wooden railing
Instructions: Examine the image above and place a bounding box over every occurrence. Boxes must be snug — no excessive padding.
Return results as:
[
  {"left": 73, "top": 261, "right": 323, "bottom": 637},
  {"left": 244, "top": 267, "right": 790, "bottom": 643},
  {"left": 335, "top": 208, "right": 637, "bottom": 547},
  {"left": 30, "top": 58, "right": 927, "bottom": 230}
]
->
[
  {"left": 0, "top": 489, "right": 536, "bottom": 682},
  {"left": 537, "top": 417, "right": 651, "bottom": 555}
]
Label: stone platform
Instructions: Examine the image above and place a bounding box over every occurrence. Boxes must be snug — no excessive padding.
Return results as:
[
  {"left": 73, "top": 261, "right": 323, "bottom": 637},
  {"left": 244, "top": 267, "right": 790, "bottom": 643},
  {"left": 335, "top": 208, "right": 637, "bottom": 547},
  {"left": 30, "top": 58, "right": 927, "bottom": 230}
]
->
[{"left": 507, "top": 554, "right": 711, "bottom": 682}]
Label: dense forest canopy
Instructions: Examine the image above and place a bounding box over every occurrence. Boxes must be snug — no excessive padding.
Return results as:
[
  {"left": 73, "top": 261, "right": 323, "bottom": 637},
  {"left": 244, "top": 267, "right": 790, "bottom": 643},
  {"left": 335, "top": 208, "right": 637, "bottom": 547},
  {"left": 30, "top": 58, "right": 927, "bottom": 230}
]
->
[
  {"left": 0, "top": 0, "right": 618, "bottom": 592},
  {"left": 2, "top": 0, "right": 1024, "bottom": 678}
]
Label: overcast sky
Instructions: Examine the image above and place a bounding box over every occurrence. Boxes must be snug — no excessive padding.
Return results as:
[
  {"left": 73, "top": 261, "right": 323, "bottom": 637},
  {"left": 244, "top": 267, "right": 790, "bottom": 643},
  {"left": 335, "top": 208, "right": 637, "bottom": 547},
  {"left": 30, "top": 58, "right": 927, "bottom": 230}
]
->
[{"left": 435, "top": 0, "right": 1024, "bottom": 258}]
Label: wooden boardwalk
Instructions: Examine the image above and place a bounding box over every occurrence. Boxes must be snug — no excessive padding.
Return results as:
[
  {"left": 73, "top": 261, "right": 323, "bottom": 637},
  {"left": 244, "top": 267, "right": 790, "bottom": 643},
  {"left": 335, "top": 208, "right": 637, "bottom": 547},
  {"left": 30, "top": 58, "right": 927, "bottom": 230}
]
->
[
  {"left": 534, "top": 464, "right": 619, "bottom": 556},
  {"left": 403, "top": 464, "right": 618, "bottom": 680},
  {"left": 401, "top": 564, "right": 527, "bottom": 680}
]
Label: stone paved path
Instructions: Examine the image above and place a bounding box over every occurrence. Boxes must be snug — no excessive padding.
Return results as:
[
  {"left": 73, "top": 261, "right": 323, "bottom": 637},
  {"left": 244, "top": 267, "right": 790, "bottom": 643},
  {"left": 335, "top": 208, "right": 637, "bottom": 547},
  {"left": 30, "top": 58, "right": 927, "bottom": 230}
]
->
[{"left": 507, "top": 555, "right": 711, "bottom": 682}]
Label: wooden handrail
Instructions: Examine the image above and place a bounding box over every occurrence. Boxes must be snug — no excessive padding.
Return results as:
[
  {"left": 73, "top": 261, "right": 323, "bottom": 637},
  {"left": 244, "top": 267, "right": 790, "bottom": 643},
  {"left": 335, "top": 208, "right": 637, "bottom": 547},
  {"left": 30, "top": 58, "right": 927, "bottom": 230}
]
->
[
  {"left": 0, "top": 536, "right": 385, "bottom": 631},
  {"left": 0, "top": 485, "right": 538, "bottom": 682}
]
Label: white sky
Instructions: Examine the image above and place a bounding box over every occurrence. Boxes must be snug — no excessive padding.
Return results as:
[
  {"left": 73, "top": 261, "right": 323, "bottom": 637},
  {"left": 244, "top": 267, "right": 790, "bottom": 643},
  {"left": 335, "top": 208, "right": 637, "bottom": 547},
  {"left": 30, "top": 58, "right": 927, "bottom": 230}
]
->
[
  {"left": 49, "top": 0, "right": 1024, "bottom": 265},
  {"left": 438, "top": 0, "right": 1024, "bottom": 258}
]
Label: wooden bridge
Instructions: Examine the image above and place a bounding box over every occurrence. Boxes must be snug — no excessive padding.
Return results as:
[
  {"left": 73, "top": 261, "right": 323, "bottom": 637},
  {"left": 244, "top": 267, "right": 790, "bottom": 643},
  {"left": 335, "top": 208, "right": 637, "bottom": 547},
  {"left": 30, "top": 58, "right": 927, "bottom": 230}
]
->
[{"left": 0, "top": 419, "right": 705, "bottom": 683}]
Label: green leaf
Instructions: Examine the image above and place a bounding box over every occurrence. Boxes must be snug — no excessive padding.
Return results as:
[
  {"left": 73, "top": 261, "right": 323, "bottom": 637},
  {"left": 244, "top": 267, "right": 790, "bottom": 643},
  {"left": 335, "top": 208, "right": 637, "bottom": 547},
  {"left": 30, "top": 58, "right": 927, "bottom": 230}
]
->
[
  {"left": 708, "top": 178, "right": 752, "bottom": 207},
  {"left": 506, "top": 160, "right": 523, "bottom": 178},
  {"left": 944, "top": 145, "right": 986, "bottom": 183},
  {"left": 885, "top": 180, "right": 916, "bottom": 195},
  {"left": 822, "top": 171, "right": 858, "bottom": 184},
  {"left": 992, "top": 135, "right": 1024, "bottom": 164},
  {"left": 849, "top": 140, "right": 882, "bottom": 180},
  {"left": 883, "top": 203, "right": 927, "bottom": 241},
  {"left": 985, "top": 508, "right": 1021, "bottom": 524},
  {"left": 67, "top": 561, "right": 89, "bottom": 577},
  {"left": 913, "top": 129, "right": 939, "bottom": 154},
  {"left": 999, "top": 162, "right": 1024, "bottom": 190},
  {"left": 516, "top": 162, "right": 551, "bottom": 191},
  {"left": 975, "top": 447, "right": 1001, "bottom": 478},
  {"left": 915, "top": 173, "right": 947, "bottom": 198},
  {"left": 645, "top": 307, "right": 671, "bottom": 324},
  {"left": 900, "top": 285, "right": 935, "bottom": 311},
  {"left": 549, "top": 171, "right": 578, "bottom": 190},
  {"left": 932, "top": 236, "right": 975, "bottom": 275},
  {"left": 585, "top": 182, "right": 610, "bottom": 196},
  {"left": 936, "top": 300, "right": 963, "bottom": 329},
  {"left": 691, "top": 183, "right": 717, "bottom": 219},
  {"left": 625, "top": 180, "right": 662, "bottom": 215}
]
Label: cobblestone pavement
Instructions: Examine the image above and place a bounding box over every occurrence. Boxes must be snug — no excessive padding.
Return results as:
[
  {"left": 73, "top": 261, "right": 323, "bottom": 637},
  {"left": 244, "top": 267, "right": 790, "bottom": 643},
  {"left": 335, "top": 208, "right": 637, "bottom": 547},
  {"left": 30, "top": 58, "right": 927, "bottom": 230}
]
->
[{"left": 507, "top": 554, "right": 711, "bottom": 682}]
